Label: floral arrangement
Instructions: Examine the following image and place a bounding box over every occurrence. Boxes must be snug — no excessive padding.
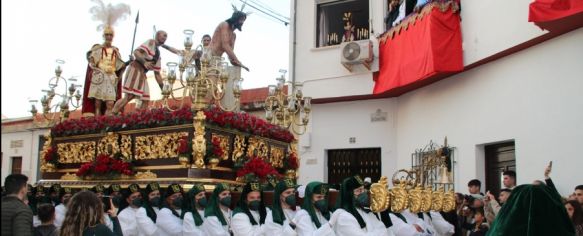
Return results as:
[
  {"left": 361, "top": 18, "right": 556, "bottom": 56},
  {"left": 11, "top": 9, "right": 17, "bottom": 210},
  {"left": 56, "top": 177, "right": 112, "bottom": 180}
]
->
[
  {"left": 206, "top": 136, "right": 225, "bottom": 161},
  {"left": 236, "top": 157, "right": 282, "bottom": 183},
  {"left": 51, "top": 106, "right": 295, "bottom": 143},
  {"left": 76, "top": 154, "right": 134, "bottom": 178},
  {"left": 43, "top": 147, "right": 59, "bottom": 166},
  {"left": 177, "top": 135, "right": 190, "bottom": 156},
  {"left": 284, "top": 152, "right": 299, "bottom": 170}
]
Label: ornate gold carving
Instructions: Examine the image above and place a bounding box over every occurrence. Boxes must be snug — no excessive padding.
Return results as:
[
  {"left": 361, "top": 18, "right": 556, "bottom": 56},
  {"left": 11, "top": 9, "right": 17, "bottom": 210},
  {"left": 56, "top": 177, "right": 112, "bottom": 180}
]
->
[
  {"left": 120, "top": 135, "right": 132, "bottom": 161},
  {"left": 60, "top": 173, "right": 79, "bottom": 180},
  {"left": 57, "top": 141, "right": 96, "bottom": 163},
  {"left": 231, "top": 134, "right": 246, "bottom": 162},
  {"left": 270, "top": 146, "right": 284, "bottom": 168},
  {"left": 431, "top": 186, "right": 445, "bottom": 212},
  {"left": 408, "top": 184, "right": 423, "bottom": 213},
  {"left": 370, "top": 176, "right": 391, "bottom": 213},
  {"left": 442, "top": 188, "right": 456, "bottom": 212},
  {"left": 420, "top": 186, "right": 434, "bottom": 212},
  {"left": 134, "top": 132, "right": 188, "bottom": 160},
  {"left": 390, "top": 180, "right": 409, "bottom": 213},
  {"left": 98, "top": 132, "right": 120, "bottom": 156},
  {"left": 211, "top": 133, "right": 230, "bottom": 160},
  {"left": 135, "top": 170, "right": 158, "bottom": 179},
  {"left": 192, "top": 111, "right": 206, "bottom": 168},
  {"left": 247, "top": 136, "right": 269, "bottom": 158},
  {"left": 40, "top": 132, "right": 54, "bottom": 172}
]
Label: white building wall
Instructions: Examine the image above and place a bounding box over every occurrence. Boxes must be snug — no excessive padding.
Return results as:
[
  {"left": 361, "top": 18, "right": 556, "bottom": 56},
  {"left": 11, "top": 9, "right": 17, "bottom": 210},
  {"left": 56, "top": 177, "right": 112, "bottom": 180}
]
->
[
  {"left": 298, "top": 99, "right": 398, "bottom": 185},
  {"left": 291, "top": 0, "right": 550, "bottom": 99},
  {"left": 395, "top": 28, "right": 583, "bottom": 195},
  {"left": 1, "top": 129, "right": 48, "bottom": 185}
]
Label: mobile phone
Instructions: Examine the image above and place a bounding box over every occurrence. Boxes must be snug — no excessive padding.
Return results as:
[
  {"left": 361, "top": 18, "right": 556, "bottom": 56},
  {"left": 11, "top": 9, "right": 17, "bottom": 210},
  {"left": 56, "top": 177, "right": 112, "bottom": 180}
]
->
[
  {"left": 102, "top": 196, "right": 111, "bottom": 212},
  {"left": 549, "top": 161, "right": 553, "bottom": 168}
]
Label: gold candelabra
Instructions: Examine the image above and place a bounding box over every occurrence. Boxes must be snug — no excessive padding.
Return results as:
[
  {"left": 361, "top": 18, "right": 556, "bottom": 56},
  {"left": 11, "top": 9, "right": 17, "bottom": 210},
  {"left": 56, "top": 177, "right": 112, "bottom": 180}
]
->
[
  {"left": 160, "top": 29, "right": 242, "bottom": 112},
  {"left": 264, "top": 70, "right": 311, "bottom": 135},
  {"left": 29, "top": 59, "right": 82, "bottom": 125}
]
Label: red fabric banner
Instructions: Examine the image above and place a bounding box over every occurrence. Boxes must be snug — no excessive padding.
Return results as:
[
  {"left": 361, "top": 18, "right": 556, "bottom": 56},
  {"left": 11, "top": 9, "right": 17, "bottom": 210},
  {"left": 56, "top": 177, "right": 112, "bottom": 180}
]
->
[
  {"left": 529, "top": 0, "right": 583, "bottom": 22},
  {"left": 528, "top": 0, "right": 583, "bottom": 31},
  {"left": 373, "top": 7, "right": 463, "bottom": 95}
]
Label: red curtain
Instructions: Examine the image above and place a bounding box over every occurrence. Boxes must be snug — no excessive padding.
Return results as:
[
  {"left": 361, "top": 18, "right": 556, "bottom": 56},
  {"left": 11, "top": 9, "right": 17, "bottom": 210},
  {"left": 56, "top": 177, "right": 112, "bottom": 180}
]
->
[{"left": 373, "top": 7, "right": 463, "bottom": 95}]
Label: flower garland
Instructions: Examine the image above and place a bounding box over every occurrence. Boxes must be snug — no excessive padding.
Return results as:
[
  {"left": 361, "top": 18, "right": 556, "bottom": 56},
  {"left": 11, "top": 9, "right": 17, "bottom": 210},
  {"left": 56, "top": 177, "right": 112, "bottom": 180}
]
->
[
  {"left": 43, "top": 147, "right": 59, "bottom": 166},
  {"left": 51, "top": 106, "right": 295, "bottom": 143},
  {"left": 236, "top": 156, "right": 282, "bottom": 183}
]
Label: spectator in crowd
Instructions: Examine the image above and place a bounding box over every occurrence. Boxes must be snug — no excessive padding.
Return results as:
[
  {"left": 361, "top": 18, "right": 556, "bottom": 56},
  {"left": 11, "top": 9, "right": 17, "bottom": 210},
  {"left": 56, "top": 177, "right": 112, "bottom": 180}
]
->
[
  {"left": 467, "top": 179, "right": 484, "bottom": 197},
  {"left": 392, "top": 0, "right": 418, "bottom": 27},
  {"left": 483, "top": 189, "right": 511, "bottom": 224},
  {"left": 1, "top": 174, "right": 33, "bottom": 236},
  {"left": 575, "top": 185, "right": 583, "bottom": 206},
  {"left": 565, "top": 200, "right": 583, "bottom": 236},
  {"left": 54, "top": 187, "right": 73, "bottom": 229},
  {"left": 34, "top": 204, "right": 58, "bottom": 236},
  {"left": 466, "top": 208, "right": 488, "bottom": 236},
  {"left": 488, "top": 184, "right": 575, "bottom": 235},
  {"left": 502, "top": 170, "right": 516, "bottom": 189},
  {"left": 59, "top": 190, "right": 122, "bottom": 236}
]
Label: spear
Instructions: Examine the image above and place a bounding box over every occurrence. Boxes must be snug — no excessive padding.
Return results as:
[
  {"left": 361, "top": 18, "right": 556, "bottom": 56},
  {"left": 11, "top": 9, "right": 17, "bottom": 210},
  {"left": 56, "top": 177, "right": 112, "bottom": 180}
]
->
[{"left": 129, "top": 10, "right": 139, "bottom": 60}]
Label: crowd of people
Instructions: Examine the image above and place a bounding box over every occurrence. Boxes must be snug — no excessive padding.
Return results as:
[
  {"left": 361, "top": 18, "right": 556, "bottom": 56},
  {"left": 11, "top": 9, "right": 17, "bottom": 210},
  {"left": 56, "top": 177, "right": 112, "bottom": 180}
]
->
[{"left": 2, "top": 166, "right": 581, "bottom": 236}]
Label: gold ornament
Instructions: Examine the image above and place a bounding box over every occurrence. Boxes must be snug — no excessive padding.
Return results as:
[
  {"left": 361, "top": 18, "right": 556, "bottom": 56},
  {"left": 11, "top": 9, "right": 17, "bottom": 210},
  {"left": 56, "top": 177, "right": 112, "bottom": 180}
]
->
[{"left": 370, "top": 176, "right": 391, "bottom": 213}]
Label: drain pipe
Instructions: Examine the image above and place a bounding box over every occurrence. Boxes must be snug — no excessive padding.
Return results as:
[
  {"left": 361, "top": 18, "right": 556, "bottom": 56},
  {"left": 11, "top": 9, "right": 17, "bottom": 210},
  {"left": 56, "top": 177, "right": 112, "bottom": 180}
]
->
[{"left": 291, "top": 0, "right": 298, "bottom": 87}]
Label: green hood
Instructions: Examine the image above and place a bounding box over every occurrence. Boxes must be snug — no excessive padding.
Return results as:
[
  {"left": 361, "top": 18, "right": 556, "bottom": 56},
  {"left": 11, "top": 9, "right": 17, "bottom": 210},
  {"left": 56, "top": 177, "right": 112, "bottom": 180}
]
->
[
  {"left": 181, "top": 184, "right": 206, "bottom": 226},
  {"left": 301, "top": 181, "right": 330, "bottom": 228},
  {"left": 487, "top": 184, "right": 575, "bottom": 236},
  {"left": 204, "top": 183, "right": 230, "bottom": 226},
  {"left": 233, "top": 182, "right": 266, "bottom": 225},
  {"left": 272, "top": 179, "right": 297, "bottom": 225},
  {"left": 336, "top": 175, "right": 366, "bottom": 228}
]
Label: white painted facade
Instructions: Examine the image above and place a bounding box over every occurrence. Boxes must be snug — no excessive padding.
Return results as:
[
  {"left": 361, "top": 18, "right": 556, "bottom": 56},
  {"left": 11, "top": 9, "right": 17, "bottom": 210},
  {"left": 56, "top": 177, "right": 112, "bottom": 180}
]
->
[
  {"left": 291, "top": 0, "right": 583, "bottom": 195},
  {"left": 1, "top": 124, "right": 50, "bottom": 185}
]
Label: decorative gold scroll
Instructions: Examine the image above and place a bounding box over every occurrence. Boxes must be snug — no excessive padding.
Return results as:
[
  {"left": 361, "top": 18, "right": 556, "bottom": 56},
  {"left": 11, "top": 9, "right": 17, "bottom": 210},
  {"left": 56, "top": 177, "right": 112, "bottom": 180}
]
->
[
  {"left": 192, "top": 111, "right": 206, "bottom": 168},
  {"left": 57, "top": 141, "right": 96, "bottom": 163},
  {"left": 370, "top": 176, "right": 391, "bottom": 213},
  {"left": 120, "top": 135, "right": 132, "bottom": 161},
  {"left": 231, "top": 134, "right": 246, "bottom": 162},
  {"left": 247, "top": 136, "right": 269, "bottom": 158},
  {"left": 134, "top": 132, "right": 188, "bottom": 160},
  {"left": 270, "top": 146, "right": 284, "bottom": 168},
  {"left": 97, "top": 132, "right": 120, "bottom": 156}
]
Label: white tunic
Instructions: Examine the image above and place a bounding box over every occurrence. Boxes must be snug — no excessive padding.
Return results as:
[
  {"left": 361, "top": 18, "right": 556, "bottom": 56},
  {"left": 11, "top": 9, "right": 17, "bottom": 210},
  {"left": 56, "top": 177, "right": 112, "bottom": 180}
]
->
[
  {"left": 33, "top": 215, "right": 41, "bottom": 227},
  {"left": 264, "top": 208, "right": 298, "bottom": 236},
  {"left": 401, "top": 210, "right": 432, "bottom": 236},
  {"left": 333, "top": 208, "right": 393, "bottom": 236},
  {"left": 118, "top": 207, "right": 158, "bottom": 236},
  {"left": 428, "top": 212, "right": 454, "bottom": 236},
  {"left": 54, "top": 204, "right": 66, "bottom": 229},
  {"left": 202, "top": 208, "right": 232, "bottom": 236},
  {"left": 155, "top": 208, "right": 183, "bottom": 236},
  {"left": 389, "top": 213, "right": 423, "bottom": 236},
  {"left": 231, "top": 207, "right": 271, "bottom": 236},
  {"left": 183, "top": 209, "right": 205, "bottom": 236},
  {"left": 294, "top": 209, "right": 335, "bottom": 236}
]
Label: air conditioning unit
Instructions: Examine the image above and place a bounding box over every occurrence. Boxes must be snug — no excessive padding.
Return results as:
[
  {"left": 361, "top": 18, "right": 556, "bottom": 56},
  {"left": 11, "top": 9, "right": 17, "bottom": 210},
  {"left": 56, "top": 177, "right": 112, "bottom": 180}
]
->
[{"left": 340, "top": 39, "right": 374, "bottom": 72}]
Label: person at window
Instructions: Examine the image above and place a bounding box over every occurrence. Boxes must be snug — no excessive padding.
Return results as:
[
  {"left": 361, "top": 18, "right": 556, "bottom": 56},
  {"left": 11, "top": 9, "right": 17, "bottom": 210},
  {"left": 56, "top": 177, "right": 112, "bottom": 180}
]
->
[
  {"left": 156, "top": 183, "right": 184, "bottom": 236},
  {"left": 34, "top": 204, "right": 59, "bottom": 236},
  {"left": 202, "top": 183, "right": 233, "bottom": 236},
  {"left": 332, "top": 175, "right": 391, "bottom": 236},
  {"left": 502, "top": 170, "right": 516, "bottom": 189},
  {"left": 385, "top": 0, "right": 401, "bottom": 30},
  {"left": 182, "top": 184, "right": 207, "bottom": 236},
  {"left": 565, "top": 200, "right": 583, "bottom": 236},
  {"left": 294, "top": 181, "right": 336, "bottom": 236},
  {"left": 264, "top": 179, "right": 299, "bottom": 236},
  {"left": 1, "top": 174, "right": 33, "bottom": 236},
  {"left": 117, "top": 183, "right": 158, "bottom": 236},
  {"left": 59, "top": 190, "right": 122, "bottom": 236},
  {"left": 231, "top": 182, "right": 270, "bottom": 236},
  {"left": 393, "top": 0, "right": 418, "bottom": 27}
]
